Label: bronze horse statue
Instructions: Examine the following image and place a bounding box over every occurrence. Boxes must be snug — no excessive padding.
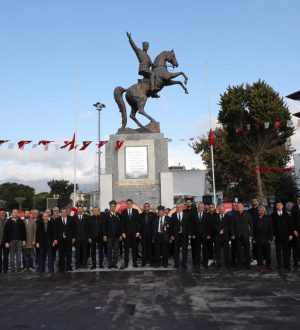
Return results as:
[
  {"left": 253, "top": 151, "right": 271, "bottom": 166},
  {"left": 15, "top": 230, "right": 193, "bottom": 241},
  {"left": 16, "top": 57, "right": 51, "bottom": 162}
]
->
[{"left": 114, "top": 50, "right": 188, "bottom": 130}]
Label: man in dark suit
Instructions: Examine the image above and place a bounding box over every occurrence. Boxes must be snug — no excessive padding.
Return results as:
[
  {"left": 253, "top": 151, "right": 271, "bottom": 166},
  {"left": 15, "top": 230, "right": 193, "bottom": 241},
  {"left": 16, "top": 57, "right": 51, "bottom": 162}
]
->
[
  {"left": 205, "top": 204, "right": 220, "bottom": 267},
  {"left": 3, "top": 209, "right": 27, "bottom": 274},
  {"left": 54, "top": 208, "right": 75, "bottom": 271},
  {"left": 103, "top": 200, "right": 122, "bottom": 269},
  {"left": 73, "top": 206, "right": 89, "bottom": 269},
  {"left": 183, "top": 198, "right": 197, "bottom": 265},
  {"left": 248, "top": 197, "right": 259, "bottom": 265},
  {"left": 192, "top": 202, "right": 211, "bottom": 268},
  {"left": 50, "top": 207, "right": 60, "bottom": 266},
  {"left": 213, "top": 205, "right": 231, "bottom": 268},
  {"left": 139, "top": 202, "right": 155, "bottom": 267},
  {"left": 152, "top": 205, "right": 171, "bottom": 268},
  {"left": 120, "top": 199, "right": 140, "bottom": 268},
  {"left": 231, "top": 203, "right": 253, "bottom": 269},
  {"left": 88, "top": 207, "right": 105, "bottom": 269},
  {"left": 291, "top": 197, "right": 300, "bottom": 269},
  {"left": 171, "top": 204, "right": 191, "bottom": 268},
  {"left": 252, "top": 206, "right": 273, "bottom": 270},
  {"left": 228, "top": 202, "right": 238, "bottom": 267},
  {"left": 272, "top": 201, "right": 294, "bottom": 270},
  {"left": 0, "top": 208, "right": 9, "bottom": 274},
  {"left": 36, "top": 212, "right": 56, "bottom": 272}
]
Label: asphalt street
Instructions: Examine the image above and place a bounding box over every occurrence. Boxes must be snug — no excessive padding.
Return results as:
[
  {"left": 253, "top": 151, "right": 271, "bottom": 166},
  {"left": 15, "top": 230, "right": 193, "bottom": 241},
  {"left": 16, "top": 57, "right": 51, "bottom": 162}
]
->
[{"left": 0, "top": 263, "right": 300, "bottom": 330}]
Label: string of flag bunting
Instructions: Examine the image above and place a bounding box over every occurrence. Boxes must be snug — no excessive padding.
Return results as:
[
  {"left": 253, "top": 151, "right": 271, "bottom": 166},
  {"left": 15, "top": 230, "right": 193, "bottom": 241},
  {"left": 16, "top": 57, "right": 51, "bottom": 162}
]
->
[
  {"left": 0, "top": 134, "right": 201, "bottom": 151},
  {"left": 235, "top": 119, "right": 300, "bottom": 133},
  {"left": 253, "top": 167, "right": 296, "bottom": 177}
]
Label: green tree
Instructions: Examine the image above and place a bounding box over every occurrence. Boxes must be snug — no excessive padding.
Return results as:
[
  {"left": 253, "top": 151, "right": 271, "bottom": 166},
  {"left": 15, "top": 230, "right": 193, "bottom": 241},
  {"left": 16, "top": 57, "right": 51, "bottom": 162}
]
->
[
  {"left": 33, "top": 192, "right": 50, "bottom": 211},
  {"left": 272, "top": 172, "right": 300, "bottom": 204},
  {"left": 47, "top": 180, "right": 78, "bottom": 207},
  {"left": 0, "top": 183, "right": 35, "bottom": 210},
  {"left": 217, "top": 80, "right": 294, "bottom": 202}
]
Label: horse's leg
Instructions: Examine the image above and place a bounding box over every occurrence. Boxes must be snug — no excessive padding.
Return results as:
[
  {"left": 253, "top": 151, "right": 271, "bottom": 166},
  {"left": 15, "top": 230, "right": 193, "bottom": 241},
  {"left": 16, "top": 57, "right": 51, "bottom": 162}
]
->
[
  {"left": 167, "top": 71, "right": 188, "bottom": 85},
  {"left": 129, "top": 105, "right": 144, "bottom": 128},
  {"left": 165, "top": 79, "right": 189, "bottom": 94},
  {"left": 138, "top": 107, "right": 156, "bottom": 123}
]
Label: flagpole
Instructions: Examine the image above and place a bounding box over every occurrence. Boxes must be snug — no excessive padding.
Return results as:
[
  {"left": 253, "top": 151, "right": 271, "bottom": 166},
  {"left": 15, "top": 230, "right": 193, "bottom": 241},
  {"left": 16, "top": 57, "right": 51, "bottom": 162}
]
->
[
  {"left": 74, "top": 72, "right": 79, "bottom": 208},
  {"left": 205, "top": 63, "right": 217, "bottom": 205}
]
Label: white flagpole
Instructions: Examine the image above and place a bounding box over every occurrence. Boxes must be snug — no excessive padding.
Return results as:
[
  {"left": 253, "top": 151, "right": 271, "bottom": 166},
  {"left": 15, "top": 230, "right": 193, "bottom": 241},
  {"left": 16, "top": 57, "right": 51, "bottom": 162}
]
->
[
  {"left": 73, "top": 72, "right": 79, "bottom": 207},
  {"left": 205, "top": 63, "right": 217, "bottom": 205}
]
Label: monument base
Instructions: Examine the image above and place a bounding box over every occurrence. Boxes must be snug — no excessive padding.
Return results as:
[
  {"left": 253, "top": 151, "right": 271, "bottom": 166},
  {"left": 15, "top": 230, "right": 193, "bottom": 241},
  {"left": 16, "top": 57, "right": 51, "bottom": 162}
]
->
[
  {"left": 117, "top": 122, "right": 160, "bottom": 134},
  {"left": 103, "top": 132, "right": 172, "bottom": 210}
]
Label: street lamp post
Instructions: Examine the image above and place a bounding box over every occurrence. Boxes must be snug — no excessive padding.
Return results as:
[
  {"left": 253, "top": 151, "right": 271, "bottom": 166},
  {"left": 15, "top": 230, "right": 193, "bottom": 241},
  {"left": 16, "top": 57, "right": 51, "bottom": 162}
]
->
[{"left": 93, "top": 102, "right": 106, "bottom": 208}]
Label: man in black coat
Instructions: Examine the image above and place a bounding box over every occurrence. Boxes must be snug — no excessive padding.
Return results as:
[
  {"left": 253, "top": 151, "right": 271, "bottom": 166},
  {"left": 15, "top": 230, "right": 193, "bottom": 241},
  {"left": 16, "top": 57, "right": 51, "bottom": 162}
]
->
[
  {"left": 171, "top": 204, "right": 191, "bottom": 268},
  {"left": 73, "top": 206, "right": 89, "bottom": 269},
  {"left": 54, "top": 208, "right": 75, "bottom": 271},
  {"left": 120, "top": 199, "right": 140, "bottom": 268},
  {"left": 291, "top": 197, "right": 300, "bottom": 269},
  {"left": 248, "top": 197, "right": 259, "bottom": 264},
  {"left": 231, "top": 203, "right": 253, "bottom": 269},
  {"left": 139, "top": 202, "right": 155, "bottom": 267},
  {"left": 0, "top": 208, "right": 9, "bottom": 273},
  {"left": 36, "top": 212, "right": 56, "bottom": 272},
  {"left": 191, "top": 202, "right": 211, "bottom": 268},
  {"left": 183, "top": 198, "right": 197, "bottom": 265},
  {"left": 272, "top": 201, "right": 294, "bottom": 270},
  {"left": 227, "top": 202, "right": 238, "bottom": 267},
  {"left": 152, "top": 205, "right": 171, "bottom": 268},
  {"left": 213, "top": 205, "right": 231, "bottom": 268},
  {"left": 103, "top": 200, "right": 122, "bottom": 269},
  {"left": 88, "top": 206, "right": 105, "bottom": 269},
  {"left": 3, "top": 209, "right": 26, "bottom": 274},
  {"left": 252, "top": 206, "right": 273, "bottom": 270}
]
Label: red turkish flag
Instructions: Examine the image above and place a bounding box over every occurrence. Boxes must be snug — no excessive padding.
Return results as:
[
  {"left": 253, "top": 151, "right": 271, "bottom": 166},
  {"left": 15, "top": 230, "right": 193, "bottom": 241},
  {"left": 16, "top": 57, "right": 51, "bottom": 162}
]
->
[
  {"left": 115, "top": 140, "right": 124, "bottom": 150},
  {"left": 18, "top": 140, "right": 32, "bottom": 150},
  {"left": 79, "top": 141, "right": 92, "bottom": 151},
  {"left": 285, "top": 167, "right": 294, "bottom": 173},
  {"left": 0, "top": 140, "right": 9, "bottom": 146},
  {"left": 38, "top": 140, "right": 54, "bottom": 151},
  {"left": 97, "top": 141, "right": 108, "bottom": 149},
  {"left": 208, "top": 129, "right": 214, "bottom": 146},
  {"left": 273, "top": 121, "right": 281, "bottom": 129},
  {"left": 60, "top": 133, "right": 76, "bottom": 150},
  {"left": 273, "top": 167, "right": 281, "bottom": 173}
]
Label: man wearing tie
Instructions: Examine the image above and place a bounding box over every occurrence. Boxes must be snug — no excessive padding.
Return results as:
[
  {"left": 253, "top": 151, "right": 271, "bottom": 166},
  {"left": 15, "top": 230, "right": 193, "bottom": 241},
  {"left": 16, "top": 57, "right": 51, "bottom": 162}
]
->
[
  {"left": 103, "top": 200, "right": 122, "bottom": 269},
  {"left": 213, "top": 205, "right": 231, "bottom": 268},
  {"left": 152, "top": 205, "right": 171, "bottom": 268},
  {"left": 192, "top": 202, "right": 211, "bottom": 268},
  {"left": 139, "top": 202, "right": 155, "bottom": 267},
  {"left": 55, "top": 208, "right": 75, "bottom": 271},
  {"left": 272, "top": 201, "right": 294, "bottom": 270},
  {"left": 73, "top": 206, "right": 89, "bottom": 269},
  {"left": 171, "top": 204, "right": 191, "bottom": 268},
  {"left": 120, "top": 199, "right": 140, "bottom": 268}
]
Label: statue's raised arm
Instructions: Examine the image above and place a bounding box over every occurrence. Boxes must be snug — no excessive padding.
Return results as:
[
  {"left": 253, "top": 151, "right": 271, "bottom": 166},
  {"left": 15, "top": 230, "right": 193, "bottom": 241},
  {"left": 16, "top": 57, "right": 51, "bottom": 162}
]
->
[{"left": 127, "top": 32, "right": 139, "bottom": 57}]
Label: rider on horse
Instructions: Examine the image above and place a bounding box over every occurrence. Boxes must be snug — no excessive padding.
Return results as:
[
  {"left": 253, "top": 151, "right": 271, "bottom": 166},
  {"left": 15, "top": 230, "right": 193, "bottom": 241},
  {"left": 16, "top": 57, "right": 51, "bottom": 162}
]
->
[{"left": 127, "top": 32, "right": 159, "bottom": 98}]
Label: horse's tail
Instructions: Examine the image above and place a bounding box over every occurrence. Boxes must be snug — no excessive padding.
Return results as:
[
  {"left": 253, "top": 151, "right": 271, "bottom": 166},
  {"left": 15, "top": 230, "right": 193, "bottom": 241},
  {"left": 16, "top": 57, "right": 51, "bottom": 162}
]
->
[{"left": 114, "top": 86, "right": 127, "bottom": 128}]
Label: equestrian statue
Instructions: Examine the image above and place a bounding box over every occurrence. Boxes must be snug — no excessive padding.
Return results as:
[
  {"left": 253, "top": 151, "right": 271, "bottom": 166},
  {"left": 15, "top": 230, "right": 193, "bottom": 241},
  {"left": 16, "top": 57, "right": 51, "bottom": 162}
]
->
[{"left": 114, "top": 32, "right": 189, "bottom": 133}]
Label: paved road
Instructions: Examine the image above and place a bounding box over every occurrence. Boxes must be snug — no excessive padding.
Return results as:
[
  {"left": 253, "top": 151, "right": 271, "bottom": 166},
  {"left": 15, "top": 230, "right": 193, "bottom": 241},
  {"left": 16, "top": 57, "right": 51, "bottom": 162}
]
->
[{"left": 0, "top": 266, "right": 299, "bottom": 330}]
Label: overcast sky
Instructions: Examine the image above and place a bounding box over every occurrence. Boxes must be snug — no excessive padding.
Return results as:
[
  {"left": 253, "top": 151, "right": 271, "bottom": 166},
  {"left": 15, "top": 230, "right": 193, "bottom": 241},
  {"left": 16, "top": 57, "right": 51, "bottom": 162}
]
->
[{"left": 1, "top": 0, "right": 300, "bottom": 192}]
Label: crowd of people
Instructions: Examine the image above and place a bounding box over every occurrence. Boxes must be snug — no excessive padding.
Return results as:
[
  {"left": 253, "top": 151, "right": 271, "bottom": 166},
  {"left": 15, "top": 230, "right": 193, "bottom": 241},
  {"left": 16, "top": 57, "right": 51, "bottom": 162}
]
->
[{"left": 0, "top": 196, "right": 299, "bottom": 275}]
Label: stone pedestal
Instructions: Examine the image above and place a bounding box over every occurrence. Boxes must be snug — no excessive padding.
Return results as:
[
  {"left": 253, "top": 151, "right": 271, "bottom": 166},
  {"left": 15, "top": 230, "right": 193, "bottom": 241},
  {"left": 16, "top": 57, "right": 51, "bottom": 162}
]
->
[{"left": 103, "top": 132, "right": 172, "bottom": 209}]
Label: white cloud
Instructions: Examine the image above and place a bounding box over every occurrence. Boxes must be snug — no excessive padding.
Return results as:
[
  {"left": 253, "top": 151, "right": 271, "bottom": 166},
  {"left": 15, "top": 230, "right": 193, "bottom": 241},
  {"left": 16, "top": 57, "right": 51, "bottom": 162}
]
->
[{"left": 0, "top": 143, "right": 102, "bottom": 192}]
